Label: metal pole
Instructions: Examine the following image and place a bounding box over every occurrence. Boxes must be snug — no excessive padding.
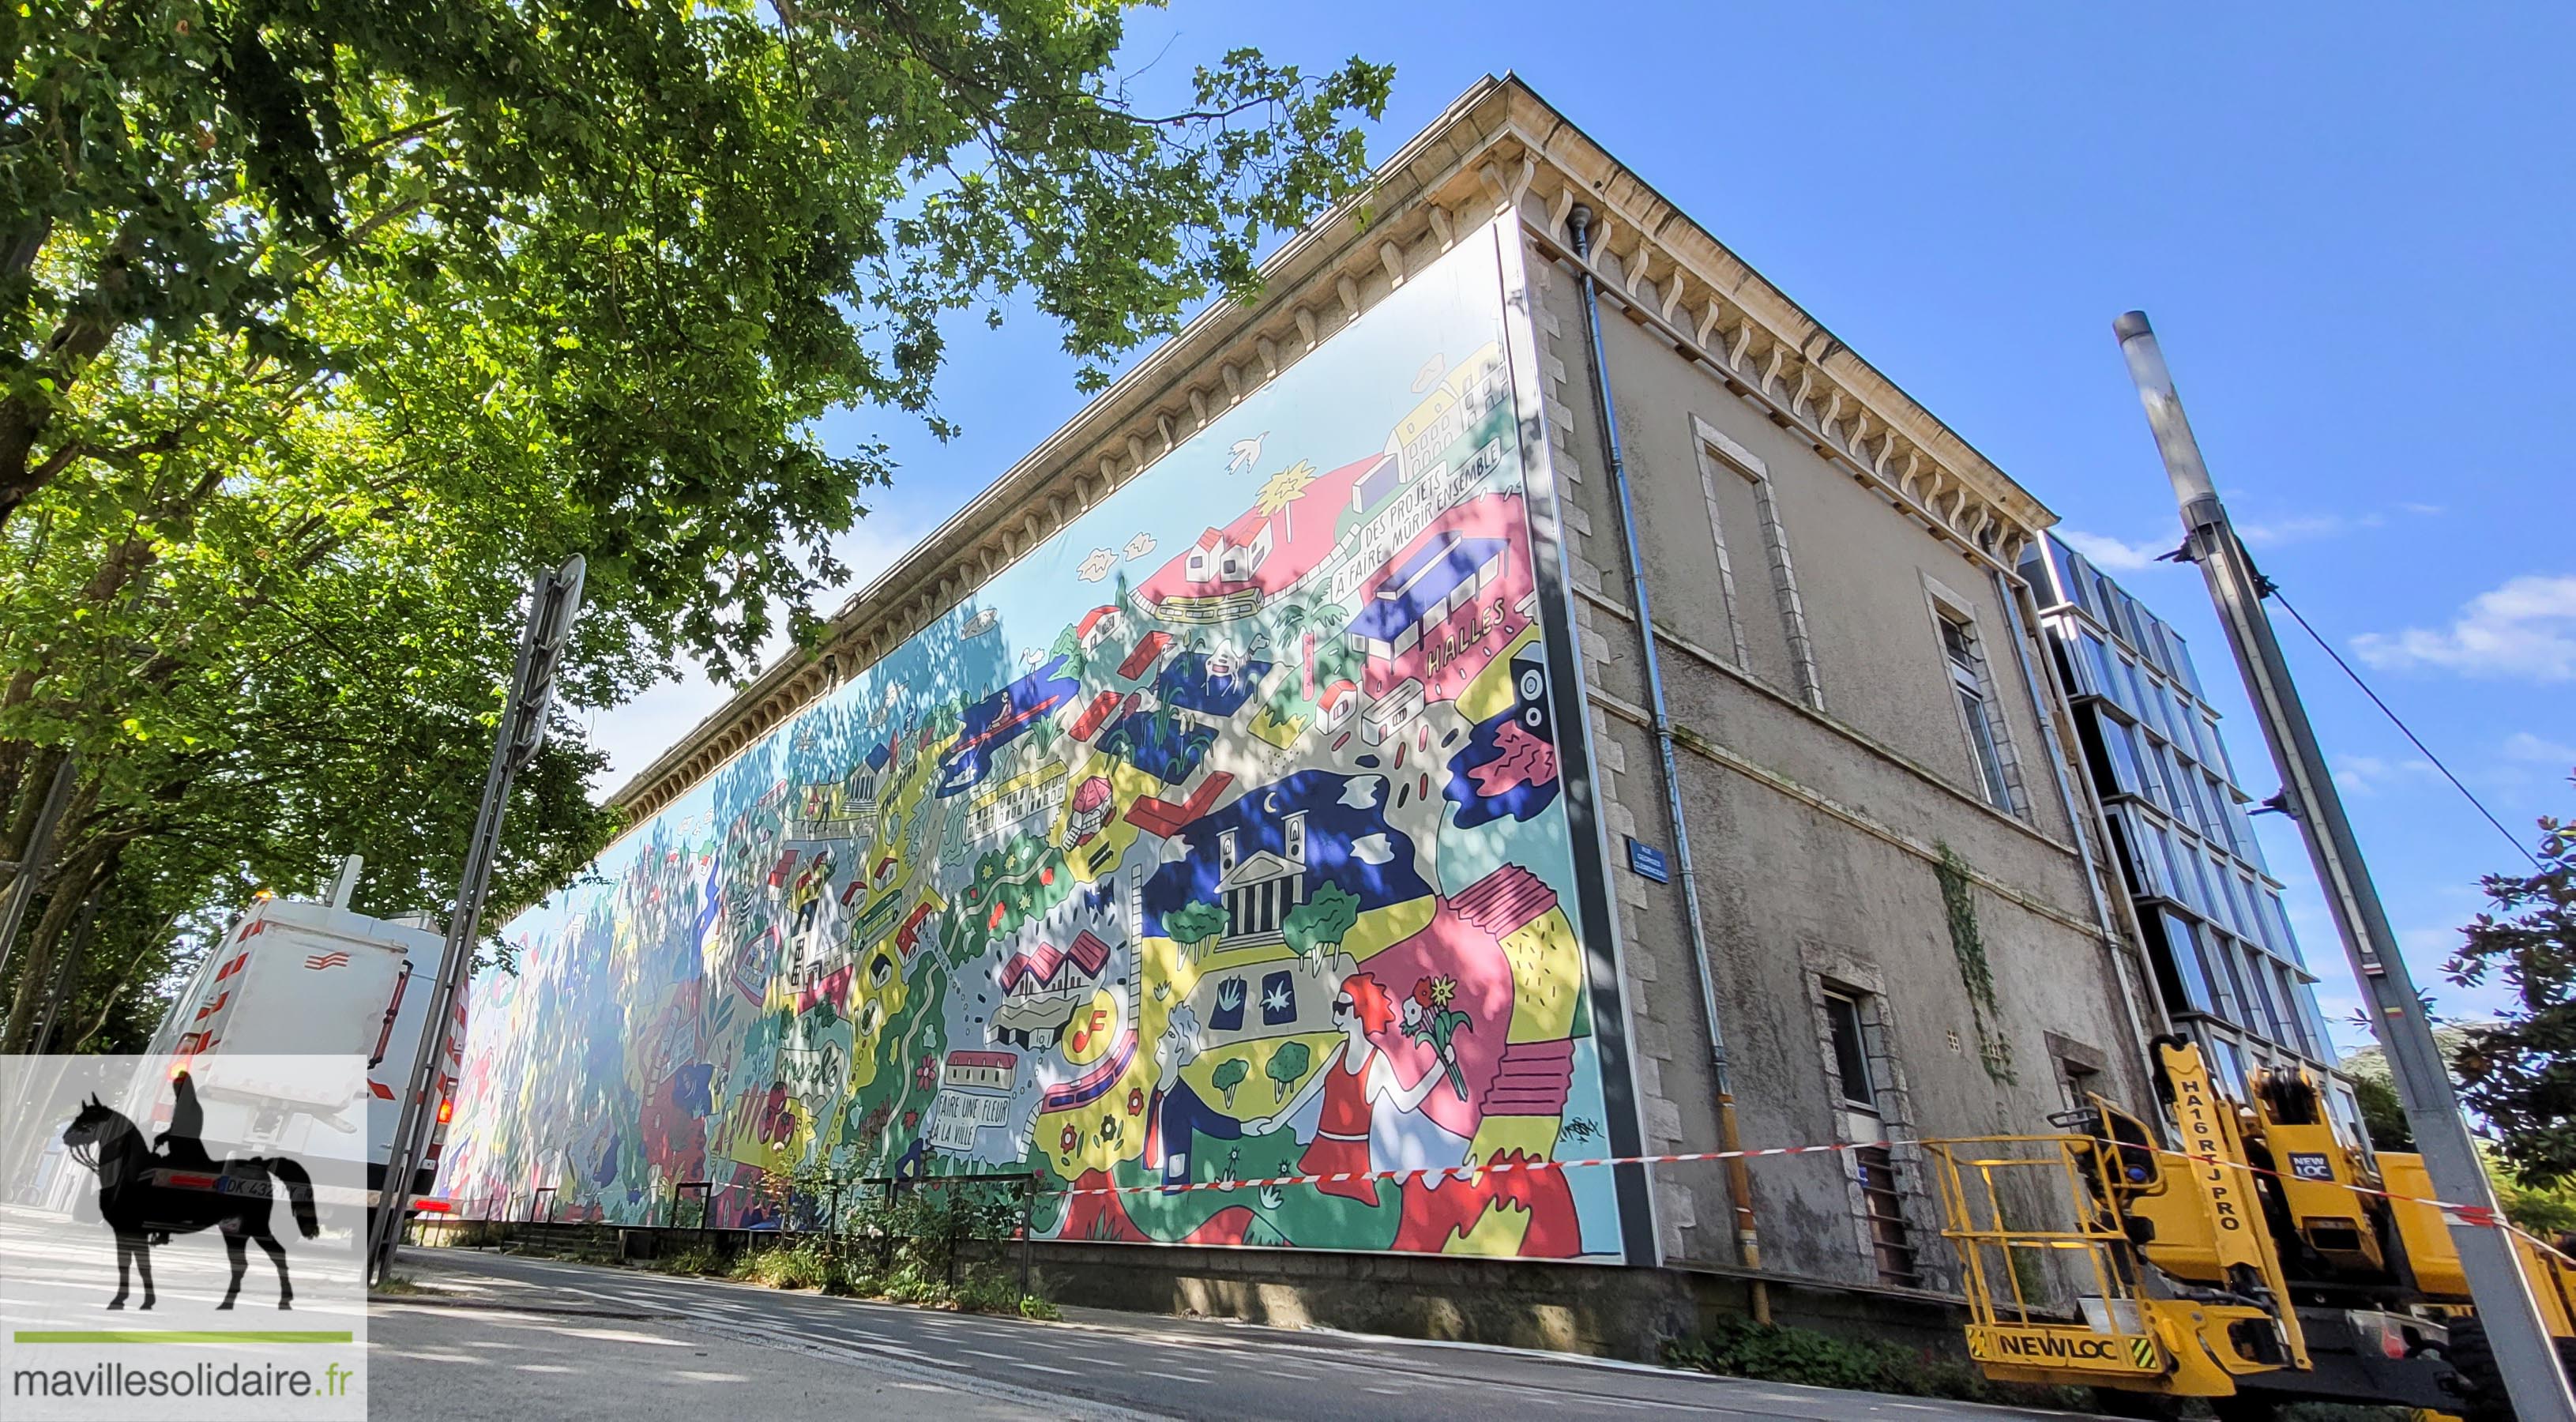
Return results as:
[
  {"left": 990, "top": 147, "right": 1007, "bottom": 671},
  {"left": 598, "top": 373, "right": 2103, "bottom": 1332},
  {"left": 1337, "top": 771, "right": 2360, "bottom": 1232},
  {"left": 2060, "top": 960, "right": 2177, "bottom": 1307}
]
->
[
  {"left": 369, "top": 557, "right": 583, "bottom": 1284},
  {"left": 2114, "top": 310, "right": 2574, "bottom": 1420},
  {"left": 0, "top": 754, "right": 77, "bottom": 985}
]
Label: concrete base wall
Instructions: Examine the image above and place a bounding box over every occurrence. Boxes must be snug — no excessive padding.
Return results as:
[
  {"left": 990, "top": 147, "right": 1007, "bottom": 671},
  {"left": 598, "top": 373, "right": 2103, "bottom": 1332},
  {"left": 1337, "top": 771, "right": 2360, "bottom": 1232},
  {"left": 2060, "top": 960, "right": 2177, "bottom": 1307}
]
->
[
  {"left": 418, "top": 1222, "right": 1971, "bottom": 1364},
  {"left": 1004, "top": 1238, "right": 1969, "bottom": 1363}
]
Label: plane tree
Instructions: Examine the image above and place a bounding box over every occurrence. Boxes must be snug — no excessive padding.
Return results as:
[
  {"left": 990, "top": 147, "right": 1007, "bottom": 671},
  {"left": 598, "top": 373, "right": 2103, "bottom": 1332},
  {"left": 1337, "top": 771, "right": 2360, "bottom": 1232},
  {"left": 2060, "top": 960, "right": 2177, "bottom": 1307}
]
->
[{"left": 0, "top": 0, "right": 1391, "bottom": 1045}]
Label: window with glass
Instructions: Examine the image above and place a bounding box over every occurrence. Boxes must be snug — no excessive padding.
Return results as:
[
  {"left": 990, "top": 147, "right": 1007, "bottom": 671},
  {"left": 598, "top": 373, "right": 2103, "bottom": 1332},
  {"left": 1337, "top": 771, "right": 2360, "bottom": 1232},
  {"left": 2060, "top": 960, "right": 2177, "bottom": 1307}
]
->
[
  {"left": 1826, "top": 991, "right": 1879, "bottom": 1111},
  {"left": 2100, "top": 718, "right": 2147, "bottom": 798},
  {"left": 2203, "top": 773, "right": 2237, "bottom": 852},
  {"left": 2244, "top": 949, "right": 2286, "bottom": 1044},
  {"left": 1940, "top": 614, "right": 2014, "bottom": 811},
  {"left": 2164, "top": 912, "right": 2217, "bottom": 1012},
  {"left": 2200, "top": 714, "right": 2236, "bottom": 781},
  {"left": 2080, "top": 630, "right": 2115, "bottom": 699},
  {"left": 2271, "top": 961, "right": 2312, "bottom": 1057}
]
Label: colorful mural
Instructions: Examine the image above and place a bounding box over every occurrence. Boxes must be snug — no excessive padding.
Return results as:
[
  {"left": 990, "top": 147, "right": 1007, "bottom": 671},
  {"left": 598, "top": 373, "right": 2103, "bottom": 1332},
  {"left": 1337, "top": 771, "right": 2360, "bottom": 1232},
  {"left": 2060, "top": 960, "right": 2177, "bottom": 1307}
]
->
[{"left": 444, "top": 232, "right": 1626, "bottom": 1259}]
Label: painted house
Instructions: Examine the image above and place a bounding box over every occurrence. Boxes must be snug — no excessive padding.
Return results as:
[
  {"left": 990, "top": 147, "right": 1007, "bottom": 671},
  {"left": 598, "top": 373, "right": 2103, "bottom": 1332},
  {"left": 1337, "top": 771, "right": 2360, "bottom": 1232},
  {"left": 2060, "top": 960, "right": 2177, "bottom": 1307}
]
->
[
  {"left": 1134, "top": 453, "right": 1380, "bottom": 624},
  {"left": 1213, "top": 811, "right": 1309, "bottom": 947},
  {"left": 1074, "top": 604, "right": 1126, "bottom": 651},
  {"left": 942, "top": 1051, "right": 1018, "bottom": 1093}
]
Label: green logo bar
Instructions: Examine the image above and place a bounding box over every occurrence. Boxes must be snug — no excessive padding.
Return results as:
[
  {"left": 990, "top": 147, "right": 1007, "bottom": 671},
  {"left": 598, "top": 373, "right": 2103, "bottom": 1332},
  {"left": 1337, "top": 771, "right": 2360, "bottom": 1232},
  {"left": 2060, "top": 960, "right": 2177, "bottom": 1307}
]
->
[{"left": 13, "top": 1330, "right": 354, "bottom": 1344}]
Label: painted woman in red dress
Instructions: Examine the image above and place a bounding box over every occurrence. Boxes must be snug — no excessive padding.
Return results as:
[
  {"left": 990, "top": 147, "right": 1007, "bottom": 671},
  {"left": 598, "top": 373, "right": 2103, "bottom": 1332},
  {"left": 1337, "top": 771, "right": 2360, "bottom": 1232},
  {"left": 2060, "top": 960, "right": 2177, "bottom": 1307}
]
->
[{"left": 1250, "top": 972, "right": 1446, "bottom": 1206}]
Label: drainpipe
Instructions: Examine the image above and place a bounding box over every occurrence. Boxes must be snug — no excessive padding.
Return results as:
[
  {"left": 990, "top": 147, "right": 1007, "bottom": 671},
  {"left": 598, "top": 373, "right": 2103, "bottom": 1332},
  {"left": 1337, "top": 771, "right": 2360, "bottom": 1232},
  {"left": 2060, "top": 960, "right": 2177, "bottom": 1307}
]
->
[
  {"left": 1566, "top": 206, "right": 1767, "bottom": 1320},
  {"left": 1991, "top": 570, "right": 2167, "bottom": 1078}
]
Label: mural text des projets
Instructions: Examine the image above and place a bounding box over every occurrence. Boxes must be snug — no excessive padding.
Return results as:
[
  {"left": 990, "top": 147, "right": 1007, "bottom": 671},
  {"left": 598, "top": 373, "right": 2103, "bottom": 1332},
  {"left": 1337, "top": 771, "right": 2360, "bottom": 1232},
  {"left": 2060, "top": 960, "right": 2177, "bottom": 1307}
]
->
[{"left": 446, "top": 232, "right": 1624, "bottom": 1260}]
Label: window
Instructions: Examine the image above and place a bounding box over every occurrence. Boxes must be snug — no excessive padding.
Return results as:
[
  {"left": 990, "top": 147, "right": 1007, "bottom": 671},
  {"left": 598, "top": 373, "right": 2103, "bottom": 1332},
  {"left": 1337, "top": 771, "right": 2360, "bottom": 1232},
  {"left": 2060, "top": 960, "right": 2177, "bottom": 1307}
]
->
[
  {"left": 2209, "top": 1037, "right": 2250, "bottom": 1100},
  {"left": 2058, "top": 1058, "right": 2104, "bottom": 1114},
  {"left": 2244, "top": 948, "right": 2285, "bottom": 1044},
  {"left": 1822, "top": 986, "right": 1918, "bottom": 1288},
  {"left": 2201, "top": 715, "right": 2236, "bottom": 781},
  {"left": 2272, "top": 961, "right": 2312, "bottom": 1057},
  {"left": 1826, "top": 991, "right": 1878, "bottom": 1110},
  {"left": 1939, "top": 611, "right": 2014, "bottom": 811},
  {"left": 1693, "top": 419, "right": 1822, "bottom": 708},
  {"left": 2162, "top": 911, "right": 2217, "bottom": 1013},
  {"left": 2078, "top": 630, "right": 2115, "bottom": 699},
  {"left": 2101, "top": 719, "right": 2147, "bottom": 799},
  {"left": 1855, "top": 1144, "right": 1920, "bottom": 1287},
  {"left": 2204, "top": 774, "right": 2237, "bottom": 852}
]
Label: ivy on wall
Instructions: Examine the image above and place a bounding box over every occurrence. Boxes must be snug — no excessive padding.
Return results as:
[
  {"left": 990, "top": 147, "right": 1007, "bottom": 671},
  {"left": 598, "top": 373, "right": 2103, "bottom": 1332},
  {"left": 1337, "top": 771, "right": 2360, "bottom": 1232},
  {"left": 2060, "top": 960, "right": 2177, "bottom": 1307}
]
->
[{"left": 1935, "top": 844, "right": 2015, "bottom": 1084}]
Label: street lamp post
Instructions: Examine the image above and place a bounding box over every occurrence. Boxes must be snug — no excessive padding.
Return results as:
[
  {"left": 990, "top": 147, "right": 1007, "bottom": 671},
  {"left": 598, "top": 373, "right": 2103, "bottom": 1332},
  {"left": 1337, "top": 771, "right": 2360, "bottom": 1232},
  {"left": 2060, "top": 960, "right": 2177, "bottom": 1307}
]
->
[{"left": 2114, "top": 310, "right": 2574, "bottom": 1420}]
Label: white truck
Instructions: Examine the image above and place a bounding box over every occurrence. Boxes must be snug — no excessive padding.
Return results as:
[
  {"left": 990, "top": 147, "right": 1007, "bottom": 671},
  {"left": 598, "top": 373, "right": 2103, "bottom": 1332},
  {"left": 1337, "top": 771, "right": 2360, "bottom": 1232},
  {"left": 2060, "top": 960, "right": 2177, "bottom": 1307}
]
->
[{"left": 143, "top": 873, "right": 464, "bottom": 1209}]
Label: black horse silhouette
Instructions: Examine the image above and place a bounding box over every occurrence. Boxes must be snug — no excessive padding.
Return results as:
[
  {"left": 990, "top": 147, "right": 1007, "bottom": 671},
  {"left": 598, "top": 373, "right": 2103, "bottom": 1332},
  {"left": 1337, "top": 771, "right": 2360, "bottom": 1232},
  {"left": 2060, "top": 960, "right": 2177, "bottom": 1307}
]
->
[{"left": 59, "top": 1072, "right": 320, "bottom": 1311}]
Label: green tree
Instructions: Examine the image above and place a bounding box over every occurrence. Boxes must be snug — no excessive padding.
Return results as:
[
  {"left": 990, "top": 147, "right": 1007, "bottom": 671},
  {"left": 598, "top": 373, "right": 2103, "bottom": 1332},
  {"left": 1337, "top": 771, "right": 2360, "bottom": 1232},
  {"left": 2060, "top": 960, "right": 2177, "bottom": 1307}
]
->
[
  {"left": 1265, "top": 1039, "right": 1310, "bottom": 1103},
  {"left": 2, "top": 3, "right": 1388, "bottom": 1046},
  {"left": 1164, "top": 898, "right": 1228, "bottom": 958},
  {"left": 1281, "top": 882, "right": 1359, "bottom": 966},
  {"left": 1210, "top": 1055, "right": 1249, "bottom": 1109},
  {"left": 2448, "top": 783, "right": 2576, "bottom": 1184}
]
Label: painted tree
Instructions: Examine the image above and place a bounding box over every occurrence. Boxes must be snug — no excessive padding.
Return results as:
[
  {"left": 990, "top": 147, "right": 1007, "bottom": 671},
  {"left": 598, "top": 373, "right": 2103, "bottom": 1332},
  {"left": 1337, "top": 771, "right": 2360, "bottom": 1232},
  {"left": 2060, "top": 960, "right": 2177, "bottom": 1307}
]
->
[
  {"left": 1164, "top": 898, "right": 1230, "bottom": 960},
  {"left": 1211, "top": 1057, "right": 1250, "bottom": 1109},
  {"left": 1265, "top": 1040, "right": 1311, "bottom": 1104},
  {"left": 2448, "top": 784, "right": 2576, "bottom": 1183},
  {"left": 1281, "top": 883, "right": 1360, "bottom": 967}
]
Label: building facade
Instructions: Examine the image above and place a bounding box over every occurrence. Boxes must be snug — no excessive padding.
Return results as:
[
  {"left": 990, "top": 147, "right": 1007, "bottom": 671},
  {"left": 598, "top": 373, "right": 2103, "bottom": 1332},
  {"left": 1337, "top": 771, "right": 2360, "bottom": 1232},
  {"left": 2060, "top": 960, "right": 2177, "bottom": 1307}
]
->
[
  {"left": 2023, "top": 534, "right": 2359, "bottom": 1134},
  {"left": 442, "top": 77, "right": 2172, "bottom": 1351}
]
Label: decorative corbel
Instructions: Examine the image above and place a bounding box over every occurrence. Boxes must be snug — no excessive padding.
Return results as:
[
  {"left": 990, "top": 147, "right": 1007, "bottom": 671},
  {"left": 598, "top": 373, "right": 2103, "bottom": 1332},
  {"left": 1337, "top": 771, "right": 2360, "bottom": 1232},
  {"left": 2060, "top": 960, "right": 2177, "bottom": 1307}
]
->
[
  {"left": 1294, "top": 307, "right": 1318, "bottom": 351},
  {"left": 1695, "top": 299, "right": 1724, "bottom": 348},
  {"left": 1379, "top": 240, "right": 1406, "bottom": 288},
  {"left": 1220, "top": 363, "right": 1243, "bottom": 404},
  {"left": 1337, "top": 274, "right": 1361, "bottom": 323},
  {"left": 1127, "top": 434, "right": 1149, "bottom": 473},
  {"left": 1427, "top": 204, "right": 1453, "bottom": 250},
  {"left": 1256, "top": 336, "right": 1279, "bottom": 379},
  {"left": 1188, "top": 388, "right": 1209, "bottom": 428}
]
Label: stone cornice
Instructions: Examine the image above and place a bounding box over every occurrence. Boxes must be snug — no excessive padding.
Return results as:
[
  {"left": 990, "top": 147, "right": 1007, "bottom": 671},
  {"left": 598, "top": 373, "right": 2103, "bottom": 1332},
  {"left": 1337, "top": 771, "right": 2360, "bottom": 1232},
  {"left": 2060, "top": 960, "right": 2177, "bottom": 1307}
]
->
[{"left": 612, "top": 74, "right": 2059, "bottom": 822}]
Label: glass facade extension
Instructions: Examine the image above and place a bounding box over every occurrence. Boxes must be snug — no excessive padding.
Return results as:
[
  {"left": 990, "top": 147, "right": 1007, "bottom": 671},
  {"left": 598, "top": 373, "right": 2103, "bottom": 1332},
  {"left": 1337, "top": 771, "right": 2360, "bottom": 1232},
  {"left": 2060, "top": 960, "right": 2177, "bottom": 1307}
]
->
[{"left": 2023, "top": 535, "right": 2360, "bottom": 1134}]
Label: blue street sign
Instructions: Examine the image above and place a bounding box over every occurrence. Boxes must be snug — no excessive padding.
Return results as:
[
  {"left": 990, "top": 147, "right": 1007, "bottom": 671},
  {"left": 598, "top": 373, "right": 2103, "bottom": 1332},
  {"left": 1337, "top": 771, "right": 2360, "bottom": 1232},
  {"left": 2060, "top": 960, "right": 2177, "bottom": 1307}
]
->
[{"left": 1626, "top": 838, "right": 1669, "bottom": 884}]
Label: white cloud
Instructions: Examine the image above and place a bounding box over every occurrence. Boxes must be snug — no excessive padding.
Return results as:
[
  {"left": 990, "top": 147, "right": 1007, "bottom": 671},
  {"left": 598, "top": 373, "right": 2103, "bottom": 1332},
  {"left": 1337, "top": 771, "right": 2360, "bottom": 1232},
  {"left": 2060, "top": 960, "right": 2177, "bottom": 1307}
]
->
[
  {"left": 2351, "top": 574, "right": 2576, "bottom": 682},
  {"left": 2503, "top": 731, "right": 2576, "bottom": 769},
  {"left": 2236, "top": 510, "right": 2385, "bottom": 546},
  {"left": 2056, "top": 529, "right": 2169, "bottom": 572},
  {"left": 2331, "top": 753, "right": 2438, "bottom": 797}
]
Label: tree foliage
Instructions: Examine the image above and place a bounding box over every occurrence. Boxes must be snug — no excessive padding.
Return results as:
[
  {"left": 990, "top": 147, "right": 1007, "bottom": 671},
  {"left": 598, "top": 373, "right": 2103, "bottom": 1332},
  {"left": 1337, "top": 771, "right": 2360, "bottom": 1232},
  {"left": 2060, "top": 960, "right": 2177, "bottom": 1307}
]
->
[
  {"left": 0, "top": 0, "right": 1390, "bottom": 1051},
  {"left": 2448, "top": 782, "right": 2576, "bottom": 1185}
]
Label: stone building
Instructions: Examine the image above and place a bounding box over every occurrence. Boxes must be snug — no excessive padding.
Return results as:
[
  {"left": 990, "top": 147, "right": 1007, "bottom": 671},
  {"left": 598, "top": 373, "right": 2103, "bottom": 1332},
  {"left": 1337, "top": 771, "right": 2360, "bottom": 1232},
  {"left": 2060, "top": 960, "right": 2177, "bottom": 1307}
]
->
[{"left": 578, "top": 74, "right": 2172, "bottom": 1350}]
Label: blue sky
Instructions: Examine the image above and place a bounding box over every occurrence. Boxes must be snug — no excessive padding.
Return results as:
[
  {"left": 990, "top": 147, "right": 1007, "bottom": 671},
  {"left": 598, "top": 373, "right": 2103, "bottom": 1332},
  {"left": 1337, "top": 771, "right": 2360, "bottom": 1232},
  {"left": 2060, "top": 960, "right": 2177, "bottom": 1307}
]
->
[{"left": 590, "top": 4, "right": 2575, "bottom": 1053}]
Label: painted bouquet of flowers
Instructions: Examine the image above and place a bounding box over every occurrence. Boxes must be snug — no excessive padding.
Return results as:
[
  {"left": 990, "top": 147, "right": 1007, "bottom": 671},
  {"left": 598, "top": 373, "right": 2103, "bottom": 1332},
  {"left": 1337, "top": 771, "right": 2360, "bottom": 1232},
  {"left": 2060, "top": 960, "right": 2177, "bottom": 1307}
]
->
[{"left": 1401, "top": 976, "right": 1472, "bottom": 1100}]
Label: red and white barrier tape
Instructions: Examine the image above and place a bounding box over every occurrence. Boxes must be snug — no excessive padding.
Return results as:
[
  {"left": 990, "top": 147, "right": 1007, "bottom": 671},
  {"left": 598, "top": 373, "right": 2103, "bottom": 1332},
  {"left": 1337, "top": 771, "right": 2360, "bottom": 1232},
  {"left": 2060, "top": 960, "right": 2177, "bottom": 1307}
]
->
[
  {"left": 416, "top": 1136, "right": 2575, "bottom": 1266},
  {"left": 1049, "top": 1142, "right": 1870, "bottom": 1198}
]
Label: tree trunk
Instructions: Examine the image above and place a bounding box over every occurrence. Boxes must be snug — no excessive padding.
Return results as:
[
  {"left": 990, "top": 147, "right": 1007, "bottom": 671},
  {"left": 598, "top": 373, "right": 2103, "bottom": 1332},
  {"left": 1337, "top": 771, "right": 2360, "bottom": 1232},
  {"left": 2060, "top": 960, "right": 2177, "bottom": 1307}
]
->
[{"left": 1, "top": 838, "right": 112, "bottom": 1051}]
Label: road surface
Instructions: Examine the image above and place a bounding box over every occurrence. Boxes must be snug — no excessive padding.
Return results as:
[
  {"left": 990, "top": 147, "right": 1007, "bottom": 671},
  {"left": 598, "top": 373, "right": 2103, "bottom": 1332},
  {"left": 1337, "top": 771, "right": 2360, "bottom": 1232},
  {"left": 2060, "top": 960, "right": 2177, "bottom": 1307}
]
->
[{"left": 370, "top": 1249, "right": 2074, "bottom": 1420}]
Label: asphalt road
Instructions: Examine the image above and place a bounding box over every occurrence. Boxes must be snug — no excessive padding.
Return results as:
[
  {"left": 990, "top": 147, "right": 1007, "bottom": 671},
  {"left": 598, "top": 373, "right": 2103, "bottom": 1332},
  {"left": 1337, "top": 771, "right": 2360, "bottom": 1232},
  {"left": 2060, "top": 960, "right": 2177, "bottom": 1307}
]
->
[{"left": 370, "top": 1249, "right": 2078, "bottom": 1420}]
